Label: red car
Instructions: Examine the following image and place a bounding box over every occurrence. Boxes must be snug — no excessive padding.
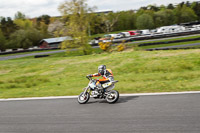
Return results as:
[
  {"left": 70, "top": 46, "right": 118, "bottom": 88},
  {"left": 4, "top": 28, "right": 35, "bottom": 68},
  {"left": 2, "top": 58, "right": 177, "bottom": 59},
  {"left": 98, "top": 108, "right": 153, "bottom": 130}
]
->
[{"left": 128, "top": 31, "right": 140, "bottom": 36}]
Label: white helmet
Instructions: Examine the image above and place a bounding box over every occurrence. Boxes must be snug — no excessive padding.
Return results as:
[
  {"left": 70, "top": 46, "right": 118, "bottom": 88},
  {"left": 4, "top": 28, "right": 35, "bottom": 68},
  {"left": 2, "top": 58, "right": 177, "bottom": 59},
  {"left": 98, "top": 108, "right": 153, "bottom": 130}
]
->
[{"left": 98, "top": 65, "right": 106, "bottom": 75}]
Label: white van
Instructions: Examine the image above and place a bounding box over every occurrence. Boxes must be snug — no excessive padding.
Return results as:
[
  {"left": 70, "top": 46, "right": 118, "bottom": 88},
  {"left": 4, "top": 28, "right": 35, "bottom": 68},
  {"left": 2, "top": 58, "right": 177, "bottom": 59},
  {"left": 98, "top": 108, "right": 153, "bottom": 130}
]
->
[
  {"left": 168, "top": 26, "right": 185, "bottom": 33},
  {"left": 157, "top": 26, "right": 170, "bottom": 33},
  {"left": 157, "top": 25, "right": 186, "bottom": 33},
  {"left": 192, "top": 25, "right": 200, "bottom": 30},
  {"left": 139, "top": 29, "right": 151, "bottom": 35}
]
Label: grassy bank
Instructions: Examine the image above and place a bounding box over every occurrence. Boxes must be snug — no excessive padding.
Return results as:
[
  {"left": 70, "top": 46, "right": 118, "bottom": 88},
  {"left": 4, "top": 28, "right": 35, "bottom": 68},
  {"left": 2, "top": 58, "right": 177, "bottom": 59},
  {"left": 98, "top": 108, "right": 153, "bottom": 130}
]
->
[{"left": 0, "top": 49, "right": 200, "bottom": 98}]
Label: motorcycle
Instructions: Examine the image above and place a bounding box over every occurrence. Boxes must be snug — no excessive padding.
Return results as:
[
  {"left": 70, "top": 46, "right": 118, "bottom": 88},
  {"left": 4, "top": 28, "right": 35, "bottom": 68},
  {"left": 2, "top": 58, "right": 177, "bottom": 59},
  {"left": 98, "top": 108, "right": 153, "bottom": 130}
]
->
[{"left": 78, "top": 76, "right": 119, "bottom": 104}]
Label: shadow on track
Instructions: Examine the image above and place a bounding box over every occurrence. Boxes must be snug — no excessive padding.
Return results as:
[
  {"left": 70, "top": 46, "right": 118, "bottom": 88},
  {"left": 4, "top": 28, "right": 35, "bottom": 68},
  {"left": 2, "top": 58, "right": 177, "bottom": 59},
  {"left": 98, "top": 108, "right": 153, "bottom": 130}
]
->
[
  {"left": 117, "top": 96, "right": 139, "bottom": 104},
  {"left": 86, "top": 96, "right": 139, "bottom": 104}
]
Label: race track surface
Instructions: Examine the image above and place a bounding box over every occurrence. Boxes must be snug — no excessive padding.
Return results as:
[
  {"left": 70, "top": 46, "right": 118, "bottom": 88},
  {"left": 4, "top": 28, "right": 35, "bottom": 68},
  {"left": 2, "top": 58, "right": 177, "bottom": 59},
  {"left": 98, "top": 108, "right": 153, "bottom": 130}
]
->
[
  {"left": 0, "top": 93, "right": 200, "bottom": 133},
  {"left": 0, "top": 50, "right": 66, "bottom": 61}
]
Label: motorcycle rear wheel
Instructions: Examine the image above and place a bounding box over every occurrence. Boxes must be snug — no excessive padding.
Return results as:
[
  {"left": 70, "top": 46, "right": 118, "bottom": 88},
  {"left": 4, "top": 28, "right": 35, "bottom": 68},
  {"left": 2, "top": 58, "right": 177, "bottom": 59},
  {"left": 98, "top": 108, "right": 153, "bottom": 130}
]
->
[
  {"left": 106, "top": 90, "right": 119, "bottom": 104},
  {"left": 78, "top": 92, "right": 90, "bottom": 104}
]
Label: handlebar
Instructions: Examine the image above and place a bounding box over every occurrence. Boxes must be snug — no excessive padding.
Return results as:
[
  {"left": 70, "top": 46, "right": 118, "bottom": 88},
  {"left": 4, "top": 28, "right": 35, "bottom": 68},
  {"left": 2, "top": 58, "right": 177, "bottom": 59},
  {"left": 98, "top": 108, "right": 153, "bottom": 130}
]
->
[{"left": 86, "top": 76, "right": 92, "bottom": 80}]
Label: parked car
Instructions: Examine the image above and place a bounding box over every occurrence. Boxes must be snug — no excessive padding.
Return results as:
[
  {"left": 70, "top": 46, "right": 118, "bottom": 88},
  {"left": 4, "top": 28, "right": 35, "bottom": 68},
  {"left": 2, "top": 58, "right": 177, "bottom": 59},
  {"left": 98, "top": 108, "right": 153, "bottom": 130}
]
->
[
  {"left": 128, "top": 31, "right": 140, "bottom": 36},
  {"left": 109, "top": 34, "right": 123, "bottom": 39},
  {"left": 99, "top": 34, "right": 111, "bottom": 40},
  {"left": 119, "top": 32, "right": 131, "bottom": 38}
]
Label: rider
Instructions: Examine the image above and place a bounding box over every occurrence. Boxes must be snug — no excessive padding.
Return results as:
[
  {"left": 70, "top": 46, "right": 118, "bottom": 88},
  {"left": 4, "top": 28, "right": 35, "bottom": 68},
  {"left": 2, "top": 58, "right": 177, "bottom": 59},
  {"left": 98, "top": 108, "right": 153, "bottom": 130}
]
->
[{"left": 87, "top": 65, "right": 114, "bottom": 92}]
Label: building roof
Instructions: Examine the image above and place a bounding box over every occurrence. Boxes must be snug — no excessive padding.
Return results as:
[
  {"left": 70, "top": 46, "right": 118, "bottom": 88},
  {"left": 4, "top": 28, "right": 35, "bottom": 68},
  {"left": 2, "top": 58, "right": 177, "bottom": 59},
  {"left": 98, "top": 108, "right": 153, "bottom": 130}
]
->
[{"left": 40, "top": 36, "right": 73, "bottom": 44}]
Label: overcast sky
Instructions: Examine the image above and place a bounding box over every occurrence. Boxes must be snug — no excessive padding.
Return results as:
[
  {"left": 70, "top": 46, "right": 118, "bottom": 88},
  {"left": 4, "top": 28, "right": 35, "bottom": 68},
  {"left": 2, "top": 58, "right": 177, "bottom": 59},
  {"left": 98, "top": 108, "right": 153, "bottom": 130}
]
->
[{"left": 0, "top": 0, "right": 199, "bottom": 18}]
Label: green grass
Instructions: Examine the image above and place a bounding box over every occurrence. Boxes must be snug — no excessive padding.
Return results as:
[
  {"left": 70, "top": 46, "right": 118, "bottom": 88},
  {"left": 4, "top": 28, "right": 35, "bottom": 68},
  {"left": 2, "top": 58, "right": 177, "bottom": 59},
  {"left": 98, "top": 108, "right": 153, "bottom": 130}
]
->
[{"left": 0, "top": 49, "right": 200, "bottom": 98}]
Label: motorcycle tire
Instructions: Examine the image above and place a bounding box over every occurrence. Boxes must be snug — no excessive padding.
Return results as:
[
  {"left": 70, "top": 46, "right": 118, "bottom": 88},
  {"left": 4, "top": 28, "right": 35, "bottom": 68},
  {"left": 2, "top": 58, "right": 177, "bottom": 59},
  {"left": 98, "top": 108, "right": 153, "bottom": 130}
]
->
[
  {"left": 78, "top": 92, "right": 90, "bottom": 104},
  {"left": 106, "top": 90, "right": 119, "bottom": 104}
]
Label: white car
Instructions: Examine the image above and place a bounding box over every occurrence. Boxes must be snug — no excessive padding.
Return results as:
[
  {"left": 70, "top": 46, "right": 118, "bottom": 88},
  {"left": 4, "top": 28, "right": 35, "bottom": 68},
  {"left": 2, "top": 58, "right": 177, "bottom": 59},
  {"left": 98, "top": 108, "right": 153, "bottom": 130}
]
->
[
  {"left": 119, "top": 32, "right": 131, "bottom": 38},
  {"left": 109, "top": 34, "right": 123, "bottom": 39}
]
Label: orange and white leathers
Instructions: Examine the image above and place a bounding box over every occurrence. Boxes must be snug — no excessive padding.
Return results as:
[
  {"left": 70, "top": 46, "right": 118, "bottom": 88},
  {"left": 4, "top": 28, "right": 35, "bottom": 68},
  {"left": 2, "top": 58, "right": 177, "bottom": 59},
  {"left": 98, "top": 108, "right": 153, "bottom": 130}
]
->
[{"left": 91, "top": 69, "right": 114, "bottom": 90}]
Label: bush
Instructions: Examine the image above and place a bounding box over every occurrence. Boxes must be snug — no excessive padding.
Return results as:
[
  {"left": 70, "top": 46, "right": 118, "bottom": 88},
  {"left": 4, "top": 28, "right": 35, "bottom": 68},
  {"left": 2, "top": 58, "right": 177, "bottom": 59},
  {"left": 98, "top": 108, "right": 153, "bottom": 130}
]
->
[
  {"left": 117, "top": 40, "right": 126, "bottom": 52},
  {"left": 99, "top": 40, "right": 127, "bottom": 52},
  {"left": 98, "top": 42, "right": 112, "bottom": 52}
]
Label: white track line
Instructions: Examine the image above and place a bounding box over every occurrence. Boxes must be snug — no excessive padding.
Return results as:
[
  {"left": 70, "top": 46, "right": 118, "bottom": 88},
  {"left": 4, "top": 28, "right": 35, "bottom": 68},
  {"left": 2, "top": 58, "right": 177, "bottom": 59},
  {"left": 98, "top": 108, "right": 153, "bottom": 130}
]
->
[
  {"left": 0, "top": 91, "right": 200, "bottom": 102},
  {"left": 120, "top": 91, "right": 200, "bottom": 96}
]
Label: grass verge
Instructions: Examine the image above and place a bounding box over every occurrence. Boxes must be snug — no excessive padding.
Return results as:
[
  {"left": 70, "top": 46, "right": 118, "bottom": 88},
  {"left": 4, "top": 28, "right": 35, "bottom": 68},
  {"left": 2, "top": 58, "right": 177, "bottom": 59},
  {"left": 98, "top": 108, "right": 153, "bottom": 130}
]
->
[{"left": 0, "top": 49, "right": 200, "bottom": 98}]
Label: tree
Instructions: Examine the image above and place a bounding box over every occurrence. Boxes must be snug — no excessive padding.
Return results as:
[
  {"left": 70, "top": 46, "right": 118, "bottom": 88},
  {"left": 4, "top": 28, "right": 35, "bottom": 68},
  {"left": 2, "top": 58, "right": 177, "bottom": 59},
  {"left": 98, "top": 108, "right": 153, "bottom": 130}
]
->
[
  {"left": 174, "top": 5, "right": 197, "bottom": 23},
  {"left": 99, "top": 12, "right": 119, "bottom": 33},
  {"left": 39, "top": 21, "right": 51, "bottom": 38},
  {"left": 37, "top": 15, "right": 51, "bottom": 25},
  {"left": 0, "top": 17, "right": 18, "bottom": 38},
  {"left": 58, "top": 0, "right": 94, "bottom": 55},
  {"left": 147, "top": 4, "right": 159, "bottom": 12},
  {"left": 0, "top": 28, "right": 7, "bottom": 51},
  {"left": 180, "top": 5, "right": 197, "bottom": 23},
  {"left": 14, "top": 11, "right": 26, "bottom": 20},
  {"left": 167, "top": 4, "right": 175, "bottom": 9},
  {"left": 154, "top": 9, "right": 175, "bottom": 27},
  {"left": 179, "top": 2, "right": 185, "bottom": 7},
  {"left": 14, "top": 19, "right": 33, "bottom": 30},
  {"left": 186, "top": 1, "right": 191, "bottom": 7},
  {"left": 87, "top": 13, "right": 102, "bottom": 35},
  {"left": 191, "top": 2, "right": 200, "bottom": 21},
  {"left": 48, "top": 19, "right": 66, "bottom": 37},
  {"left": 114, "top": 11, "right": 136, "bottom": 31},
  {"left": 136, "top": 14, "right": 154, "bottom": 29},
  {"left": 7, "top": 29, "right": 43, "bottom": 49}
]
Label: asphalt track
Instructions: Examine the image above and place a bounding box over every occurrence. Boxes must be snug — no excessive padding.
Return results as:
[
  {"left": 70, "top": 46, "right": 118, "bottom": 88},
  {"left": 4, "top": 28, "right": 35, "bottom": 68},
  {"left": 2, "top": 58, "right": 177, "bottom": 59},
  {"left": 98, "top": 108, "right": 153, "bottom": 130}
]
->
[
  {"left": 0, "top": 93, "right": 200, "bottom": 133},
  {"left": 0, "top": 46, "right": 100, "bottom": 61},
  {"left": 0, "top": 50, "right": 66, "bottom": 61},
  {"left": 146, "top": 43, "right": 200, "bottom": 50}
]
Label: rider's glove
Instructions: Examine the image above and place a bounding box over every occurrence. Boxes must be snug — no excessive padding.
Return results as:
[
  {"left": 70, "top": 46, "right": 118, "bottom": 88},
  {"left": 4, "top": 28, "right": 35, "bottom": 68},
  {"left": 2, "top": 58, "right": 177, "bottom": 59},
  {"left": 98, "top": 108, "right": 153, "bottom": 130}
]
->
[{"left": 87, "top": 74, "right": 93, "bottom": 77}]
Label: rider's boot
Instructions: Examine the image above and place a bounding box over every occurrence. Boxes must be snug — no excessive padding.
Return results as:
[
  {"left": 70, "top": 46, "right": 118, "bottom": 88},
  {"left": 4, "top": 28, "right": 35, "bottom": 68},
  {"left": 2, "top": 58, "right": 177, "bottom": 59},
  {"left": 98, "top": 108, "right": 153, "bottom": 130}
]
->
[{"left": 97, "top": 83, "right": 104, "bottom": 98}]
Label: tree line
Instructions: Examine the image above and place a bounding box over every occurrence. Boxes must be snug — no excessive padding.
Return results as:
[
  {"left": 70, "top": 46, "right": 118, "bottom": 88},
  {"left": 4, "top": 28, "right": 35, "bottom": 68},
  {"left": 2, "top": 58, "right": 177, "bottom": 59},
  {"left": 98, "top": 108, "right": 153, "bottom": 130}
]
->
[
  {"left": 92, "top": 1, "right": 200, "bottom": 34},
  {"left": 0, "top": 1, "right": 200, "bottom": 51},
  {"left": 0, "top": 12, "right": 53, "bottom": 51}
]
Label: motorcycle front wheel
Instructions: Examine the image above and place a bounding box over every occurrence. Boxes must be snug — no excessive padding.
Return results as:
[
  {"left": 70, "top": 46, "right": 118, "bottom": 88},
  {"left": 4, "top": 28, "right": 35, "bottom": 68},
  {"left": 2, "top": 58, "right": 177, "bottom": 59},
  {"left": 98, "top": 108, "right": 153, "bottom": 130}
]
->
[
  {"left": 78, "top": 92, "right": 90, "bottom": 104},
  {"left": 106, "top": 90, "right": 119, "bottom": 104}
]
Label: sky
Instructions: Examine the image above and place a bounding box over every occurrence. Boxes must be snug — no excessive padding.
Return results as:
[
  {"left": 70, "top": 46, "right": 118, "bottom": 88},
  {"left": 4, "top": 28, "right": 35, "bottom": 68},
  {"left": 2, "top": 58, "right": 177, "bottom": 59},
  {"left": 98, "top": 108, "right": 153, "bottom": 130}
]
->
[{"left": 0, "top": 0, "right": 200, "bottom": 18}]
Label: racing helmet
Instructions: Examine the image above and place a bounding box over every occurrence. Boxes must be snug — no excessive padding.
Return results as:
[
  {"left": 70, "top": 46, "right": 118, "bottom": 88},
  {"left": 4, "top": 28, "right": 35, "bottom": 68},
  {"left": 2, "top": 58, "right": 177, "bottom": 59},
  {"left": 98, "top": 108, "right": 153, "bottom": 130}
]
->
[{"left": 98, "top": 65, "right": 106, "bottom": 75}]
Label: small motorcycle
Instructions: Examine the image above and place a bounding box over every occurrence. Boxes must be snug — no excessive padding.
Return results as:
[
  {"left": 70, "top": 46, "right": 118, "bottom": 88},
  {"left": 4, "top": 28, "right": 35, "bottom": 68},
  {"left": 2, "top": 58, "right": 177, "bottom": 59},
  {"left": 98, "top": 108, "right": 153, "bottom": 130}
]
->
[{"left": 78, "top": 76, "right": 119, "bottom": 104}]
